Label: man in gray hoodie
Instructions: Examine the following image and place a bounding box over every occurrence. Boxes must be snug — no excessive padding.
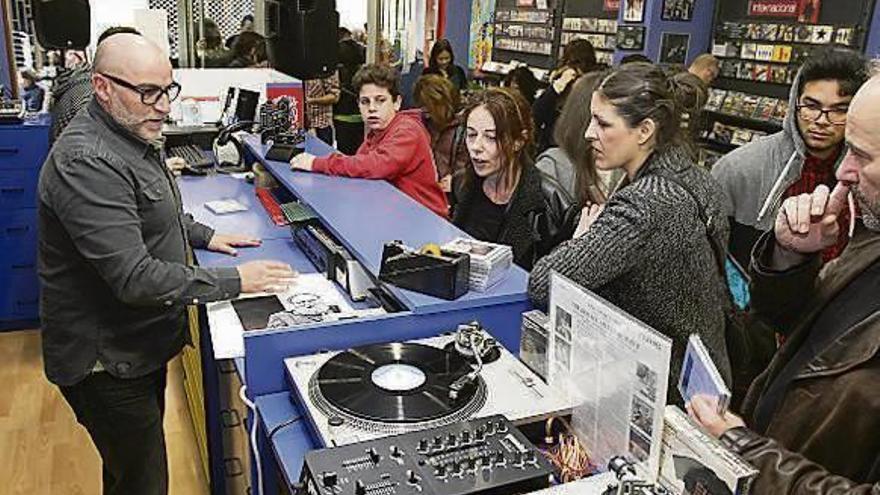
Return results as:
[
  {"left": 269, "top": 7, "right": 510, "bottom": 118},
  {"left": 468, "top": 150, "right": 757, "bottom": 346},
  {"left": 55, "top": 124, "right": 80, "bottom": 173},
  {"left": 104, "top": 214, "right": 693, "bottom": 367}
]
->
[{"left": 712, "top": 48, "right": 868, "bottom": 266}]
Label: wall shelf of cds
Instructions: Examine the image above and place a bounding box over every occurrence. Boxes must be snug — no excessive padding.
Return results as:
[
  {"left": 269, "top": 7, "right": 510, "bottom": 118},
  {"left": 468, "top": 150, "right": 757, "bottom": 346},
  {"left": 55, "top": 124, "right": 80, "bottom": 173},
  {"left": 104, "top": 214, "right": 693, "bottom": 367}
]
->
[
  {"left": 492, "top": 0, "right": 561, "bottom": 69},
  {"left": 560, "top": 0, "right": 621, "bottom": 67},
  {"left": 700, "top": 0, "right": 877, "bottom": 161}
]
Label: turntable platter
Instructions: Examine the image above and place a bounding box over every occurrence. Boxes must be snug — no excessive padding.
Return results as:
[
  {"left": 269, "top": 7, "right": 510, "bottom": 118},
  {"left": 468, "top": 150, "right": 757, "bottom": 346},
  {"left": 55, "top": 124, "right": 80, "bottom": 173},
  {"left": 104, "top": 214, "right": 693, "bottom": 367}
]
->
[{"left": 314, "top": 343, "right": 484, "bottom": 424}]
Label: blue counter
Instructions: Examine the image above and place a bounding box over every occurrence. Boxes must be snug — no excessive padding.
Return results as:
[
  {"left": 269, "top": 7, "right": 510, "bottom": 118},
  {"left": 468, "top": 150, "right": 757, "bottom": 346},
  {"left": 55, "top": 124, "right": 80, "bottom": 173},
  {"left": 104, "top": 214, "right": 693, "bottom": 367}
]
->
[{"left": 179, "top": 133, "right": 532, "bottom": 494}]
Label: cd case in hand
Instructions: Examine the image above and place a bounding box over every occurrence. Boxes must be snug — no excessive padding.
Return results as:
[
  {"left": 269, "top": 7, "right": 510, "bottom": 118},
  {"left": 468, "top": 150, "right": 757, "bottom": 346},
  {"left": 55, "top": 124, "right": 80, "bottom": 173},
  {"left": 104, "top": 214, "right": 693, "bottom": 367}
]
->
[{"left": 679, "top": 334, "right": 731, "bottom": 414}]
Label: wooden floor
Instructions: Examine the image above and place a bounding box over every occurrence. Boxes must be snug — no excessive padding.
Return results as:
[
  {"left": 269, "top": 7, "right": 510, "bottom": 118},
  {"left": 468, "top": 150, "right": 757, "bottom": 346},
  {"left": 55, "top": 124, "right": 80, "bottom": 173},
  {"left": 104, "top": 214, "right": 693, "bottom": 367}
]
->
[{"left": 0, "top": 329, "right": 209, "bottom": 495}]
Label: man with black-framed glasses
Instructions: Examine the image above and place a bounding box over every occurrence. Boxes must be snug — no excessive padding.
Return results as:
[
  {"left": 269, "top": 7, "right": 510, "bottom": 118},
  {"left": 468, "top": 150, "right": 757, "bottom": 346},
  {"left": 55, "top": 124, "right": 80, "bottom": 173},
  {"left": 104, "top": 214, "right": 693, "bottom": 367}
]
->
[
  {"left": 713, "top": 48, "right": 869, "bottom": 267},
  {"left": 38, "top": 33, "right": 296, "bottom": 495}
]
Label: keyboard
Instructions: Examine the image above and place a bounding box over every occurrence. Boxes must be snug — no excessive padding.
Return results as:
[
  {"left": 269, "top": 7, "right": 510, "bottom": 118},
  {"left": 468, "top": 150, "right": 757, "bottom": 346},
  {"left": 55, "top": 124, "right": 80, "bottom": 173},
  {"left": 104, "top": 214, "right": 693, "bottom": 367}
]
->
[{"left": 167, "top": 144, "right": 214, "bottom": 169}]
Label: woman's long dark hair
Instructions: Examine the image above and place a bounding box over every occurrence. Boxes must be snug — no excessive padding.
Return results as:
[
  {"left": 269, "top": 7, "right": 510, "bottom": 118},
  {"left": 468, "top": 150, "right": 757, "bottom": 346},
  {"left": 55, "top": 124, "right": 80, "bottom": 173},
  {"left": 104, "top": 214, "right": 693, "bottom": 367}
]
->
[
  {"left": 461, "top": 88, "right": 535, "bottom": 194},
  {"left": 553, "top": 71, "right": 608, "bottom": 206},
  {"left": 428, "top": 39, "right": 456, "bottom": 72}
]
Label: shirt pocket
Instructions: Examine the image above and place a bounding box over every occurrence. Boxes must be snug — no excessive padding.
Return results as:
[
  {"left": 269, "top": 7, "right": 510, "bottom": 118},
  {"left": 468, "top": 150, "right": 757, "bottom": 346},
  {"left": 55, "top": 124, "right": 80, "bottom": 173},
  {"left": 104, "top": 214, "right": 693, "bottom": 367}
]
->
[{"left": 139, "top": 177, "right": 177, "bottom": 240}]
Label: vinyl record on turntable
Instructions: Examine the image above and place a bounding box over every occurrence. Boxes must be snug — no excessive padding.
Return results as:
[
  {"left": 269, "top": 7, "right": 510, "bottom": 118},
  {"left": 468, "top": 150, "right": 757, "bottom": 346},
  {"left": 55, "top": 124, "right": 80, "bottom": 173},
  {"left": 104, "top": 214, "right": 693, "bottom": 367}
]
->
[{"left": 314, "top": 343, "right": 484, "bottom": 424}]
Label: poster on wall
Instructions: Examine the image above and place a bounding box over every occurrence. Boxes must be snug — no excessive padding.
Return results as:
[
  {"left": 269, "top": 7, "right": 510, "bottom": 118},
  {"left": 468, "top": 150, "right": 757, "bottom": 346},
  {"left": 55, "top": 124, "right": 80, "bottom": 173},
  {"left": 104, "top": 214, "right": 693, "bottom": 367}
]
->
[
  {"left": 661, "top": 0, "right": 695, "bottom": 21},
  {"left": 617, "top": 25, "right": 646, "bottom": 50},
  {"left": 604, "top": 0, "right": 621, "bottom": 12},
  {"left": 659, "top": 33, "right": 690, "bottom": 64},
  {"left": 517, "top": 0, "right": 535, "bottom": 6},
  {"left": 747, "top": 0, "right": 821, "bottom": 22},
  {"left": 623, "top": 0, "right": 645, "bottom": 22},
  {"left": 469, "top": 0, "right": 497, "bottom": 69}
]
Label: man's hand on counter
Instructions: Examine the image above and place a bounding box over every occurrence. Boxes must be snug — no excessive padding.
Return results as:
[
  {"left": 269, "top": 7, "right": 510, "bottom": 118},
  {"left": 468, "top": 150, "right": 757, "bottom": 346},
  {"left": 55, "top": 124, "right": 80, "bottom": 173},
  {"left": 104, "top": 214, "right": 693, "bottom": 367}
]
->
[
  {"left": 290, "top": 152, "right": 317, "bottom": 172},
  {"left": 208, "top": 233, "right": 262, "bottom": 256},
  {"left": 237, "top": 260, "right": 298, "bottom": 293}
]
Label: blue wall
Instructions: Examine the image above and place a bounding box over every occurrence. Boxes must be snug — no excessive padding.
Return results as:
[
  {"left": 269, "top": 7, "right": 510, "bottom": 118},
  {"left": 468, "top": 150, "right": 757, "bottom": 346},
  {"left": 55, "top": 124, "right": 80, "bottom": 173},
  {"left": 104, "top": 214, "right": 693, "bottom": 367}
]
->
[
  {"left": 867, "top": 0, "right": 880, "bottom": 58},
  {"left": 444, "top": 0, "right": 473, "bottom": 69},
  {"left": 614, "top": 0, "right": 716, "bottom": 65}
]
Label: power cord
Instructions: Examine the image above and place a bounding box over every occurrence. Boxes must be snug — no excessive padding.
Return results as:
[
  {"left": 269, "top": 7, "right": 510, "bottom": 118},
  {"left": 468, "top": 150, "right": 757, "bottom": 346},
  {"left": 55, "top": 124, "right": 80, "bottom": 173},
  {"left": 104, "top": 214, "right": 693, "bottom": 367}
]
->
[
  {"left": 268, "top": 415, "right": 303, "bottom": 440},
  {"left": 238, "top": 385, "right": 264, "bottom": 495}
]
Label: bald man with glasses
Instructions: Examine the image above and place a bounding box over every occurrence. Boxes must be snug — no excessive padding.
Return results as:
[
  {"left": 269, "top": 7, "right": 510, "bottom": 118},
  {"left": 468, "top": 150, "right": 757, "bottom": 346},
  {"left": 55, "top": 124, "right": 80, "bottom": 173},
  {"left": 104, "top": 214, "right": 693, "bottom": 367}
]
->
[{"left": 38, "top": 34, "right": 295, "bottom": 495}]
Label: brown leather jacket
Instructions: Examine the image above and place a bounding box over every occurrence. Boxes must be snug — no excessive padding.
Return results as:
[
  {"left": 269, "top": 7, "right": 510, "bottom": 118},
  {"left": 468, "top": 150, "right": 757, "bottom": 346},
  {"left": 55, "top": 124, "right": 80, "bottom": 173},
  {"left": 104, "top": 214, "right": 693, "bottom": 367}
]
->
[{"left": 719, "top": 226, "right": 880, "bottom": 494}]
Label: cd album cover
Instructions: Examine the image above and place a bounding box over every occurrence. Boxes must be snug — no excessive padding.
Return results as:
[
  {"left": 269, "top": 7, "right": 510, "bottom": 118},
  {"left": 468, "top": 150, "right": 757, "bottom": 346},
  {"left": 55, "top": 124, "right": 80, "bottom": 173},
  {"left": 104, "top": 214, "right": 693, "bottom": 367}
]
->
[
  {"left": 811, "top": 25, "right": 833, "bottom": 44},
  {"left": 778, "top": 24, "right": 795, "bottom": 42},
  {"left": 705, "top": 89, "right": 728, "bottom": 111},
  {"left": 617, "top": 26, "right": 646, "bottom": 50},
  {"left": 659, "top": 33, "right": 690, "bottom": 65},
  {"left": 835, "top": 27, "right": 855, "bottom": 46},
  {"left": 661, "top": 0, "right": 694, "bottom": 21},
  {"left": 622, "top": 0, "right": 645, "bottom": 22},
  {"left": 740, "top": 42, "right": 758, "bottom": 60},
  {"left": 755, "top": 44, "right": 774, "bottom": 61}
]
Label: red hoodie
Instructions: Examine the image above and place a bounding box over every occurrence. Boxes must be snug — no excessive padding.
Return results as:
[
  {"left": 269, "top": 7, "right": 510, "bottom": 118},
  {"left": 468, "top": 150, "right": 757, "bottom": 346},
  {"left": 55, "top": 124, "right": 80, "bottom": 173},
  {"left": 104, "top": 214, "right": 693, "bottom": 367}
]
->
[{"left": 312, "top": 110, "right": 450, "bottom": 218}]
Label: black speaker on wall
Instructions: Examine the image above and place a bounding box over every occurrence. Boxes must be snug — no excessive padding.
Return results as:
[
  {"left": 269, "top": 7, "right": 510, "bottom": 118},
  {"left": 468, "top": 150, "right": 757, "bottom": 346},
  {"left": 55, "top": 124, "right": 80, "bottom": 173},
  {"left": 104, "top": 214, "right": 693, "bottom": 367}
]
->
[
  {"left": 266, "top": 0, "right": 339, "bottom": 80},
  {"left": 32, "top": 0, "right": 91, "bottom": 50}
]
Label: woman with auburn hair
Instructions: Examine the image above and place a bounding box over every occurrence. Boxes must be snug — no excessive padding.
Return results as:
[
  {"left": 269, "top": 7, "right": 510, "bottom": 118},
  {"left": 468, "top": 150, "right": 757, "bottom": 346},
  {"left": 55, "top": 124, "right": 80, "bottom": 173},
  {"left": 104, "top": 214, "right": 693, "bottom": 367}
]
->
[
  {"left": 413, "top": 74, "right": 469, "bottom": 192},
  {"left": 452, "top": 88, "right": 576, "bottom": 269}
]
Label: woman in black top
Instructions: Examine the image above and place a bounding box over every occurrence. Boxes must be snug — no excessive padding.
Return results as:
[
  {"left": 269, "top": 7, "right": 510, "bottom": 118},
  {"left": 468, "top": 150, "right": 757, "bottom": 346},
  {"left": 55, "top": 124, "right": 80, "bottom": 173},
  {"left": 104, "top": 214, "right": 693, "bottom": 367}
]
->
[
  {"left": 452, "top": 88, "right": 576, "bottom": 270},
  {"left": 423, "top": 39, "right": 468, "bottom": 92},
  {"left": 532, "top": 39, "right": 598, "bottom": 152}
]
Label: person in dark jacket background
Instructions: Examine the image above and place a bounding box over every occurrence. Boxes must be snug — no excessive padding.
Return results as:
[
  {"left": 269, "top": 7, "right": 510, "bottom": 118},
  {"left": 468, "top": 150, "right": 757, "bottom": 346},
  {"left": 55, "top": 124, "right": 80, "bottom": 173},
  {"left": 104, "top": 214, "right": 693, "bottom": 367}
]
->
[
  {"left": 502, "top": 66, "right": 540, "bottom": 105},
  {"left": 452, "top": 87, "right": 576, "bottom": 270},
  {"left": 529, "top": 63, "right": 732, "bottom": 402},
  {"left": 532, "top": 39, "right": 598, "bottom": 153},
  {"left": 422, "top": 39, "right": 468, "bottom": 92},
  {"left": 690, "top": 73, "right": 880, "bottom": 494},
  {"left": 335, "top": 27, "right": 367, "bottom": 155},
  {"left": 19, "top": 69, "right": 44, "bottom": 112}
]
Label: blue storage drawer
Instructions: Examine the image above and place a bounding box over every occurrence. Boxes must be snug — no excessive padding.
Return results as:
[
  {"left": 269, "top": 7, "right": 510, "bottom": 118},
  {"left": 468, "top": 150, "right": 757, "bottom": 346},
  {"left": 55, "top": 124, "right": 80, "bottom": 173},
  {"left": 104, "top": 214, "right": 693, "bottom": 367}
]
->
[
  {"left": 0, "top": 265, "right": 40, "bottom": 320},
  {"left": 0, "top": 208, "right": 38, "bottom": 258},
  {"left": 0, "top": 168, "right": 39, "bottom": 208},
  {"left": 0, "top": 126, "right": 49, "bottom": 170}
]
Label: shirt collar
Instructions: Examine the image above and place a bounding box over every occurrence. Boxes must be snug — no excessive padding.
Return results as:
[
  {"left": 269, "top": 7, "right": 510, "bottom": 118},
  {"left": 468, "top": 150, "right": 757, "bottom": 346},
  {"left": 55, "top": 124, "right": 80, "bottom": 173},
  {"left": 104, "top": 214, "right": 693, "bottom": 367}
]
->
[{"left": 87, "top": 97, "right": 162, "bottom": 158}]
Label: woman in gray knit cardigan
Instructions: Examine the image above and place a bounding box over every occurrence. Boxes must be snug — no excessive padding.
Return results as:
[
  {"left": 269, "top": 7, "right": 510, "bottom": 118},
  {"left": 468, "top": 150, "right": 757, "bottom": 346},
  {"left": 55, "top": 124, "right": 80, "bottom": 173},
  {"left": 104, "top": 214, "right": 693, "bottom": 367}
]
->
[{"left": 528, "top": 63, "right": 732, "bottom": 403}]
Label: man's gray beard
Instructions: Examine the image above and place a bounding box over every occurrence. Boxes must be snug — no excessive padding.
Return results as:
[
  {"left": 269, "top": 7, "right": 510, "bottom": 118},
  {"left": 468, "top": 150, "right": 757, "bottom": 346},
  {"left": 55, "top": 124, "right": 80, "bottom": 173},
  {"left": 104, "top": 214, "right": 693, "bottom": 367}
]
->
[{"left": 853, "top": 185, "right": 880, "bottom": 232}]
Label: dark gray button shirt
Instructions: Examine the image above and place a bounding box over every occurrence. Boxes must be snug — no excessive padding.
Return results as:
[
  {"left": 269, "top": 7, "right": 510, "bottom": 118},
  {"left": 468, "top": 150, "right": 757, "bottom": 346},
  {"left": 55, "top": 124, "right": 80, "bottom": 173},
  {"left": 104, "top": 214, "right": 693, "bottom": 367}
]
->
[{"left": 38, "top": 97, "right": 241, "bottom": 386}]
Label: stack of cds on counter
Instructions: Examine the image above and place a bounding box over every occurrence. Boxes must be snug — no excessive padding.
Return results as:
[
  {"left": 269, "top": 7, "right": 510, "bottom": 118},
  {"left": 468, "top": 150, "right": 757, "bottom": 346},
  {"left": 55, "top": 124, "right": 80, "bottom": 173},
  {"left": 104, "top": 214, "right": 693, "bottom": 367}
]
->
[{"left": 442, "top": 238, "right": 513, "bottom": 291}]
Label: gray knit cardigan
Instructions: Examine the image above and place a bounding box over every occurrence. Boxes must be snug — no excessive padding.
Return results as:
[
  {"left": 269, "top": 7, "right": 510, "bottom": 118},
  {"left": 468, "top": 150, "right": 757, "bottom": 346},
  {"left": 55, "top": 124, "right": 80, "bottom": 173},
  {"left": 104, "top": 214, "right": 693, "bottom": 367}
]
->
[{"left": 528, "top": 146, "right": 732, "bottom": 401}]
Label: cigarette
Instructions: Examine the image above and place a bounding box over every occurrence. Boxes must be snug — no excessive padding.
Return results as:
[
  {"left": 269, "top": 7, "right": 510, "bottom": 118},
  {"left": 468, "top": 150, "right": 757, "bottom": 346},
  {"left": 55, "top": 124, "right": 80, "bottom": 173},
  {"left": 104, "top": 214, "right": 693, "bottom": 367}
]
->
[{"left": 848, "top": 192, "right": 856, "bottom": 238}]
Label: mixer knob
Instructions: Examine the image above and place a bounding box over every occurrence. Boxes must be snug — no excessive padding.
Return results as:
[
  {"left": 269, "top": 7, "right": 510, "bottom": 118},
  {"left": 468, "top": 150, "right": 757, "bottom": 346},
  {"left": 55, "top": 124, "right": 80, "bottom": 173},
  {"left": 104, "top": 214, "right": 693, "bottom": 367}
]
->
[
  {"left": 524, "top": 450, "right": 537, "bottom": 464},
  {"left": 417, "top": 438, "right": 429, "bottom": 452},
  {"left": 475, "top": 427, "right": 486, "bottom": 441},
  {"left": 480, "top": 453, "right": 492, "bottom": 467},
  {"left": 452, "top": 461, "right": 463, "bottom": 475},
  {"left": 433, "top": 436, "right": 443, "bottom": 449},
  {"left": 390, "top": 445, "right": 403, "bottom": 458},
  {"left": 495, "top": 452, "right": 506, "bottom": 465},
  {"left": 446, "top": 433, "right": 457, "bottom": 447},
  {"left": 367, "top": 447, "right": 380, "bottom": 465},
  {"left": 434, "top": 464, "right": 447, "bottom": 478},
  {"left": 496, "top": 420, "right": 508, "bottom": 433},
  {"left": 485, "top": 421, "right": 495, "bottom": 435},
  {"left": 465, "top": 458, "right": 476, "bottom": 471},
  {"left": 321, "top": 471, "right": 338, "bottom": 488},
  {"left": 407, "top": 470, "right": 420, "bottom": 484},
  {"left": 460, "top": 430, "right": 471, "bottom": 444},
  {"left": 513, "top": 451, "right": 525, "bottom": 466}
]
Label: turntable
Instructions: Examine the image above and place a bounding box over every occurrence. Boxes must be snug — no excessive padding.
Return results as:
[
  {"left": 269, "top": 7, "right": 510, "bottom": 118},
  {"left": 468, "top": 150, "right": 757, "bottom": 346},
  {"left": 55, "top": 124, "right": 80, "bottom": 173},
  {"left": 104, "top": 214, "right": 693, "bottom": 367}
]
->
[{"left": 285, "top": 322, "right": 575, "bottom": 447}]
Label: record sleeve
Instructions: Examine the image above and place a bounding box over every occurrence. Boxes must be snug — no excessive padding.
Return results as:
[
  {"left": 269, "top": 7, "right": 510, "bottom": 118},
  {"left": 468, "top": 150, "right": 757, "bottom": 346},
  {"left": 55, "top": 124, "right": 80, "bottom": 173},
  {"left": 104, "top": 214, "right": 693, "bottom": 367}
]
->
[
  {"left": 740, "top": 95, "right": 760, "bottom": 117},
  {"left": 778, "top": 24, "right": 795, "bottom": 42},
  {"left": 738, "top": 62, "right": 755, "bottom": 81},
  {"left": 771, "top": 45, "right": 792, "bottom": 63},
  {"left": 721, "top": 60, "right": 740, "bottom": 79},
  {"left": 705, "top": 89, "right": 728, "bottom": 112},
  {"left": 834, "top": 27, "right": 855, "bottom": 46},
  {"left": 753, "top": 97, "right": 778, "bottom": 120},
  {"left": 752, "top": 64, "right": 770, "bottom": 82},
  {"left": 746, "top": 23, "right": 761, "bottom": 40}
]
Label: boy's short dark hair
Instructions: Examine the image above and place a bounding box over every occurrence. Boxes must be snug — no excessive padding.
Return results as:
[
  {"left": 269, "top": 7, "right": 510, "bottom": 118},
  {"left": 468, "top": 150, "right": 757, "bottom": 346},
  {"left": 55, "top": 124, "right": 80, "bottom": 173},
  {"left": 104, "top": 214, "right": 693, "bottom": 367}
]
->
[
  {"left": 97, "top": 26, "right": 141, "bottom": 44},
  {"left": 799, "top": 47, "right": 869, "bottom": 97},
  {"left": 353, "top": 64, "right": 401, "bottom": 99}
]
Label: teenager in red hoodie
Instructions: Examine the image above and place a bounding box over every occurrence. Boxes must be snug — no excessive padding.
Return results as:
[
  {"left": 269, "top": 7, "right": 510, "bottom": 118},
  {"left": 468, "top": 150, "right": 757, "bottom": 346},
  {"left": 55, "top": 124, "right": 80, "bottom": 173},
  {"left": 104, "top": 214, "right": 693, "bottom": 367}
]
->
[{"left": 290, "top": 64, "right": 450, "bottom": 218}]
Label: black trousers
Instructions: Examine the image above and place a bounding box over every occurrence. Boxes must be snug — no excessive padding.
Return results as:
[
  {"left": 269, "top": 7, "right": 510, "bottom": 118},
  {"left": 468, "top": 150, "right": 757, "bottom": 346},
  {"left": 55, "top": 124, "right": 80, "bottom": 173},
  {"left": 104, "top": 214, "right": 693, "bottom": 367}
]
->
[
  {"left": 333, "top": 119, "right": 364, "bottom": 155},
  {"left": 59, "top": 366, "right": 169, "bottom": 495}
]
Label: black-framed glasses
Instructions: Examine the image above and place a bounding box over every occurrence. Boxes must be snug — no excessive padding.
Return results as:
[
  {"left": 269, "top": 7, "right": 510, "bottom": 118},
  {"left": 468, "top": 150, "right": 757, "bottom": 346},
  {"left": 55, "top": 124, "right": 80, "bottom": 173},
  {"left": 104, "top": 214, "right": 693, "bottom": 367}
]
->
[
  {"left": 99, "top": 72, "right": 181, "bottom": 105},
  {"left": 796, "top": 103, "right": 848, "bottom": 125}
]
